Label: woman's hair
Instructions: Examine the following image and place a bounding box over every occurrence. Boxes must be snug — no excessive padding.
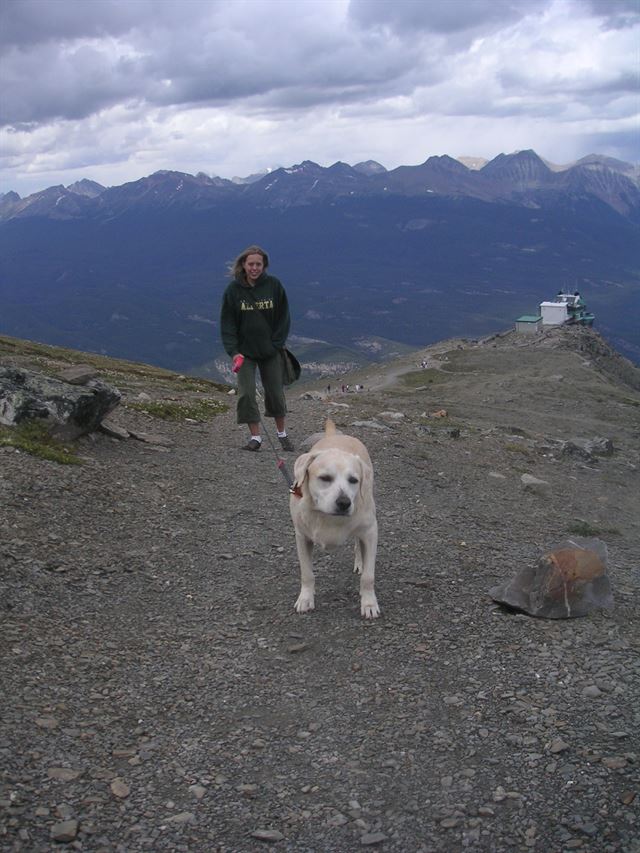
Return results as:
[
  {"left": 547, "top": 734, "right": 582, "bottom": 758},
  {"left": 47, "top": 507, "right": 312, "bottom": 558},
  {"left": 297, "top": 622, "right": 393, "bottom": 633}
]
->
[{"left": 229, "top": 245, "right": 269, "bottom": 281}]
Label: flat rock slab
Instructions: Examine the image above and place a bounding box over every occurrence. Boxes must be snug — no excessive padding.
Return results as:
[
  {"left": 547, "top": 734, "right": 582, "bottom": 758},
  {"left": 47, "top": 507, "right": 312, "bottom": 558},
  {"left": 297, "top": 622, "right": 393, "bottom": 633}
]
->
[
  {"left": 129, "top": 430, "right": 174, "bottom": 447},
  {"left": 57, "top": 364, "right": 98, "bottom": 384}
]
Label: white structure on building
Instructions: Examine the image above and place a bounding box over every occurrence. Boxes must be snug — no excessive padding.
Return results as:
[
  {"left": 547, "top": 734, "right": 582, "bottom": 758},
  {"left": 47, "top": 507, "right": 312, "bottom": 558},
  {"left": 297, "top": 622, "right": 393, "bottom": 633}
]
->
[{"left": 539, "top": 300, "right": 570, "bottom": 325}]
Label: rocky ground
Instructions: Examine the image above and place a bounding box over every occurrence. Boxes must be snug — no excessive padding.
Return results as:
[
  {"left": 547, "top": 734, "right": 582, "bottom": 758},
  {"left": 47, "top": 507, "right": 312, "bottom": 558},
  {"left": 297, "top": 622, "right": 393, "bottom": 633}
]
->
[{"left": 1, "top": 328, "right": 639, "bottom": 852}]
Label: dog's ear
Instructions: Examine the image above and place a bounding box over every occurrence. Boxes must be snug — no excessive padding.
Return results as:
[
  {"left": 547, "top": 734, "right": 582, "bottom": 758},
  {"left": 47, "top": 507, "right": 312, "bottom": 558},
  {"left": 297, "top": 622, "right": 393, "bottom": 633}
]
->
[
  {"left": 358, "top": 456, "right": 373, "bottom": 499},
  {"left": 293, "top": 451, "right": 316, "bottom": 491}
]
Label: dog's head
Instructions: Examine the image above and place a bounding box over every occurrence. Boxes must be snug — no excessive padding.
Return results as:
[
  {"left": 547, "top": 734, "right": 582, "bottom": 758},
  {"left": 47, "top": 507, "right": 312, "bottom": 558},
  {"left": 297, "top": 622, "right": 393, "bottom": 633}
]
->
[{"left": 293, "top": 448, "right": 370, "bottom": 516}]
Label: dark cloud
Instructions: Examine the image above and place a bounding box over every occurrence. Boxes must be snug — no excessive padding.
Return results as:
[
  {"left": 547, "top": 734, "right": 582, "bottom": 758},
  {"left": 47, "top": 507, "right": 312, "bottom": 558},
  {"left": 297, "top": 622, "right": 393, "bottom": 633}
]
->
[
  {"left": 348, "top": 0, "right": 548, "bottom": 35},
  {"left": 0, "top": 0, "right": 158, "bottom": 49},
  {"left": 581, "top": 126, "right": 640, "bottom": 162},
  {"left": 0, "top": 0, "right": 430, "bottom": 126},
  {"left": 585, "top": 0, "right": 640, "bottom": 28},
  {"left": 1, "top": 40, "right": 142, "bottom": 124}
]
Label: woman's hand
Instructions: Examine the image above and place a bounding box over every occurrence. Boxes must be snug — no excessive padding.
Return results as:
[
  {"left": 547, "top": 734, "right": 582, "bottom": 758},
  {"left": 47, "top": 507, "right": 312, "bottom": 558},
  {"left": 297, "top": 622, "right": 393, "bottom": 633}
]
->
[{"left": 232, "top": 354, "right": 245, "bottom": 373}]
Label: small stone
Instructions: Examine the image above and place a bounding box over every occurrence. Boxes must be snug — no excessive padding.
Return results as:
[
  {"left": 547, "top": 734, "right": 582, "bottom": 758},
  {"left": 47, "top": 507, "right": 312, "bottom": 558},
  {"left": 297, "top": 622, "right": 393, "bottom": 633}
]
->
[
  {"left": 620, "top": 791, "right": 636, "bottom": 805},
  {"left": 112, "top": 747, "right": 137, "bottom": 758},
  {"left": 549, "top": 738, "right": 569, "bottom": 754},
  {"left": 167, "top": 812, "right": 196, "bottom": 824},
  {"left": 520, "top": 474, "right": 550, "bottom": 495},
  {"left": 189, "top": 785, "right": 206, "bottom": 800},
  {"left": 110, "top": 778, "right": 130, "bottom": 798},
  {"left": 287, "top": 643, "right": 310, "bottom": 653},
  {"left": 602, "top": 756, "right": 627, "bottom": 769},
  {"left": 441, "top": 818, "right": 460, "bottom": 828},
  {"left": 35, "top": 717, "right": 59, "bottom": 730},
  {"left": 582, "top": 685, "right": 602, "bottom": 698},
  {"left": 56, "top": 803, "right": 73, "bottom": 820},
  {"left": 351, "top": 420, "right": 389, "bottom": 431},
  {"left": 361, "top": 831, "right": 388, "bottom": 845},
  {"left": 50, "top": 820, "right": 78, "bottom": 842},
  {"left": 47, "top": 767, "right": 81, "bottom": 781},
  {"left": 250, "top": 829, "right": 285, "bottom": 841},
  {"left": 478, "top": 807, "right": 495, "bottom": 817}
]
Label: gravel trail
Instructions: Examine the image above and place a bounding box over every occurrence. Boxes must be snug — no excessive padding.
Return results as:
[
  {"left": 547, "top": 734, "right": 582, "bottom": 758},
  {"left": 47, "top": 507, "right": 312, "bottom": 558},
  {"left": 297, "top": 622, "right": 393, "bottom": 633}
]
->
[{"left": 1, "top": 331, "right": 639, "bottom": 852}]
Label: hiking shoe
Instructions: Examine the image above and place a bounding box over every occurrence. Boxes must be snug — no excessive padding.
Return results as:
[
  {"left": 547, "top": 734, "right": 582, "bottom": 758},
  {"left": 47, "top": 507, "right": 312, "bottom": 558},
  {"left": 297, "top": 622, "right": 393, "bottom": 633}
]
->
[
  {"left": 242, "top": 438, "right": 262, "bottom": 452},
  {"left": 278, "top": 435, "right": 295, "bottom": 452}
]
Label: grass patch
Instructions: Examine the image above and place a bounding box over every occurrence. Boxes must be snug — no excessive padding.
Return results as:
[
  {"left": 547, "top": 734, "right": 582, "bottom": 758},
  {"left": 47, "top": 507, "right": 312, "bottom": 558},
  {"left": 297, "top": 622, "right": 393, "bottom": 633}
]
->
[
  {"left": 126, "top": 399, "right": 228, "bottom": 421},
  {"left": 0, "top": 421, "right": 82, "bottom": 464},
  {"left": 417, "top": 415, "right": 464, "bottom": 435},
  {"left": 505, "top": 442, "right": 532, "bottom": 455},
  {"left": 401, "top": 368, "right": 449, "bottom": 388},
  {"left": 567, "top": 520, "right": 620, "bottom": 537},
  {"left": 499, "top": 425, "right": 530, "bottom": 438}
]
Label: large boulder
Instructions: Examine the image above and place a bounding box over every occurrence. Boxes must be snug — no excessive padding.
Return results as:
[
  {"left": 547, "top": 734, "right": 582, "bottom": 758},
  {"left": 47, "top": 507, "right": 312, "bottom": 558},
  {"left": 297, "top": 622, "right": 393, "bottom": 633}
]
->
[
  {"left": 0, "top": 366, "right": 121, "bottom": 439},
  {"left": 489, "top": 537, "right": 613, "bottom": 619}
]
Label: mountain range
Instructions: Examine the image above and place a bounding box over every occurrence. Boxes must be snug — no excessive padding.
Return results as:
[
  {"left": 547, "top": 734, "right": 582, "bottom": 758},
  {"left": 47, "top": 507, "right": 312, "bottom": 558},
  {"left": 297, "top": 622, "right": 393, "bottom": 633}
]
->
[{"left": 1, "top": 149, "right": 639, "bottom": 375}]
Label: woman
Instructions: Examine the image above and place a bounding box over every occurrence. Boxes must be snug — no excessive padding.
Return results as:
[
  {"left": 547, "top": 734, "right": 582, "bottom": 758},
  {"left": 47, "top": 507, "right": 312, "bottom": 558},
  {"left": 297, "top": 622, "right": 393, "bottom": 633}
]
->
[{"left": 220, "top": 245, "right": 294, "bottom": 452}]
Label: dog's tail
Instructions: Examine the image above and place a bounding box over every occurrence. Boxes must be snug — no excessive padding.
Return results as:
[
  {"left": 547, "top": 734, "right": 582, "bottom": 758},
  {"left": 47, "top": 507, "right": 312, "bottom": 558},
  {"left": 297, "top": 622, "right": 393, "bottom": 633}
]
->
[{"left": 324, "top": 418, "right": 337, "bottom": 436}]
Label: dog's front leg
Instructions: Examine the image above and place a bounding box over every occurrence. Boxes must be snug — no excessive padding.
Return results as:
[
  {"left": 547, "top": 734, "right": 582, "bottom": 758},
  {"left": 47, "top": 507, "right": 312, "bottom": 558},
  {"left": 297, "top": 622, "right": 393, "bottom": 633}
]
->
[
  {"left": 294, "top": 531, "right": 315, "bottom": 614},
  {"left": 358, "top": 523, "right": 379, "bottom": 619},
  {"left": 353, "top": 540, "right": 363, "bottom": 575}
]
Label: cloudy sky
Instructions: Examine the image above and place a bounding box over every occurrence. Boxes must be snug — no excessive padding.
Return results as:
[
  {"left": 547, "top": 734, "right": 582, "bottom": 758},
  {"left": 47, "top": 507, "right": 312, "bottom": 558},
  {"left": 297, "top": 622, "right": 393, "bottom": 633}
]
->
[{"left": 1, "top": 0, "right": 638, "bottom": 197}]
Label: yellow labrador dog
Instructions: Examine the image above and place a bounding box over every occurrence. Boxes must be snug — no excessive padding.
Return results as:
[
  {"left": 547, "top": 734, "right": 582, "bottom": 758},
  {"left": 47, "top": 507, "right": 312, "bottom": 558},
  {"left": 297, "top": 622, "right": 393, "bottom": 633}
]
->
[{"left": 289, "top": 419, "right": 380, "bottom": 618}]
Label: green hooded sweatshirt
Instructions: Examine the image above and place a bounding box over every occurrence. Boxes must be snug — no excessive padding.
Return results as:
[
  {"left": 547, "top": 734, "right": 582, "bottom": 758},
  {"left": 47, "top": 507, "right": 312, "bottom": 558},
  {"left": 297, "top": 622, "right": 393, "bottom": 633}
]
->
[{"left": 220, "top": 273, "right": 291, "bottom": 361}]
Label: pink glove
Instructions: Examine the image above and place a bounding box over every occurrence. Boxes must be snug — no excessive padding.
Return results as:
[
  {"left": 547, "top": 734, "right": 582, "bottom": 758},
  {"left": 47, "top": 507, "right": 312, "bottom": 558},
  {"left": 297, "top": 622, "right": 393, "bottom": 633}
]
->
[{"left": 232, "top": 354, "right": 245, "bottom": 373}]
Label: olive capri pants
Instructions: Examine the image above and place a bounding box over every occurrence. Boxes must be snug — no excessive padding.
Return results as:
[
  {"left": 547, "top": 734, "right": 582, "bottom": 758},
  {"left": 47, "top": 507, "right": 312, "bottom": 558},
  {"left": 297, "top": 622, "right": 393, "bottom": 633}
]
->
[{"left": 236, "top": 352, "right": 286, "bottom": 424}]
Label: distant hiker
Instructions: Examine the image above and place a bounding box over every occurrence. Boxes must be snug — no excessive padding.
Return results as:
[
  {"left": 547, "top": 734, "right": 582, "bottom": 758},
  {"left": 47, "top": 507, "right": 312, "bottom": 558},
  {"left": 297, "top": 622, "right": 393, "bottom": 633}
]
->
[{"left": 220, "top": 245, "right": 294, "bottom": 452}]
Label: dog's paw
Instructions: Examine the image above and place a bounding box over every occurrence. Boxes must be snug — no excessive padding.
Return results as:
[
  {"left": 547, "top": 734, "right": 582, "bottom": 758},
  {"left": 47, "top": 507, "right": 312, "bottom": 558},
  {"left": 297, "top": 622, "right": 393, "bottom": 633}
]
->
[
  {"left": 361, "top": 595, "right": 380, "bottom": 619},
  {"left": 294, "top": 592, "right": 315, "bottom": 614}
]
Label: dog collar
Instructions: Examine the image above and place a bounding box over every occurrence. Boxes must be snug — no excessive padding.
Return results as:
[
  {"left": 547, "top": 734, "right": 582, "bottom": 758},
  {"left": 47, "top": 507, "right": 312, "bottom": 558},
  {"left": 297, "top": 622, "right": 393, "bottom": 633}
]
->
[{"left": 290, "top": 482, "right": 303, "bottom": 499}]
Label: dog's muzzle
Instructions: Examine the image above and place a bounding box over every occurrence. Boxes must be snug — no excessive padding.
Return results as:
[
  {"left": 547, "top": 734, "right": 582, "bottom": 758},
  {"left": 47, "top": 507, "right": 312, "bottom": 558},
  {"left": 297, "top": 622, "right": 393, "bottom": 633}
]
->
[{"left": 334, "top": 495, "right": 352, "bottom": 515}]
